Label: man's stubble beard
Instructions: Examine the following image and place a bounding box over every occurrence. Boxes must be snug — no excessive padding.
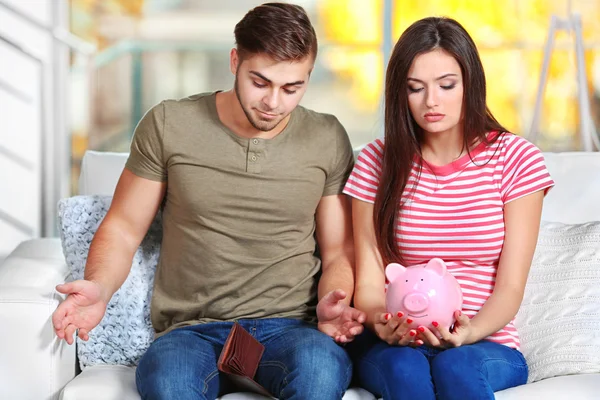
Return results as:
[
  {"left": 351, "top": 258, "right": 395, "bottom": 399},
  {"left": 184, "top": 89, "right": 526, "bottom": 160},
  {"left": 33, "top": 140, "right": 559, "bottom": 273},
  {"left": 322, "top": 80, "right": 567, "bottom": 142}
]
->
[{"left": 234, "top": 78, "right": 285, "bottom": 132}]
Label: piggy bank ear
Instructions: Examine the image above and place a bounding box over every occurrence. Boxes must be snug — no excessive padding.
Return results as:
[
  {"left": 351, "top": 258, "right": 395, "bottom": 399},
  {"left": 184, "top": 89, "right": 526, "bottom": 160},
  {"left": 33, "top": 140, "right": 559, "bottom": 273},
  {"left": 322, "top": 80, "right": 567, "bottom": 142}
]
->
[
  {"left": 385, "top": 263, "right": 406, "bottom": 282},
  {"left": 425, "top": 258, "right": 447, "bottom": 277}
]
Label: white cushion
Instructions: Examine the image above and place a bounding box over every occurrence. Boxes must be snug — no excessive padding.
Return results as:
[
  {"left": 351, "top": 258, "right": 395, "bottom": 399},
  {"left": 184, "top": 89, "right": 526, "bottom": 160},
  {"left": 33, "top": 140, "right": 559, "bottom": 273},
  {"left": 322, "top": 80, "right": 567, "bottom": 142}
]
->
[
  {"left": 542, "top": 152, "right": 600, "bottom": 223},
  {"left": 60, "top": 365, "right": 376, "bottom": 400},
  {"left": 494, "top": 373, "right": 600, "bottom": 399},
  {"left": 78, "top": 151, "right": 128, "bottom": 196},
  {"left": 515, "top": 221, "right": 600, "bottom": 383}
]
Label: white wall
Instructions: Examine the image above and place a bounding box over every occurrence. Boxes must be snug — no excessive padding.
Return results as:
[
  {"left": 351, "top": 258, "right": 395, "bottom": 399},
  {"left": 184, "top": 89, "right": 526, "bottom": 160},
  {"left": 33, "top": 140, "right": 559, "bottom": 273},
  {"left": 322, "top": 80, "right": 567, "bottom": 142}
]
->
[{"left": 0, "top": 0, "right": 69, "bottom": 258}]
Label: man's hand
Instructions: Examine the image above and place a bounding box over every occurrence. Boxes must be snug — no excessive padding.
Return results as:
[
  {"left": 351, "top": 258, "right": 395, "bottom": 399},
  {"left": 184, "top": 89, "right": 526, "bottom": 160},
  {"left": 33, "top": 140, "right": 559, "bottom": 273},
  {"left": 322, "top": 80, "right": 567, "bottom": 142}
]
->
[
  {"left": 316, "top": 289, "right": 366, "bottom": 343},
  {"left": 52, "top": 280, "right": 109, "bottom": 344}
]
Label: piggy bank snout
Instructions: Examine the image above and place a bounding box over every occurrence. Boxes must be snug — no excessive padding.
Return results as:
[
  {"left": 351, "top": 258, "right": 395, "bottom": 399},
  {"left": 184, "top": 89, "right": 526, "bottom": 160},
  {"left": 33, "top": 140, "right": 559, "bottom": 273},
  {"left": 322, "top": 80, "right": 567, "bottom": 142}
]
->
[{"left": 403, "top": 292, "right": 429, "bottom": 313}]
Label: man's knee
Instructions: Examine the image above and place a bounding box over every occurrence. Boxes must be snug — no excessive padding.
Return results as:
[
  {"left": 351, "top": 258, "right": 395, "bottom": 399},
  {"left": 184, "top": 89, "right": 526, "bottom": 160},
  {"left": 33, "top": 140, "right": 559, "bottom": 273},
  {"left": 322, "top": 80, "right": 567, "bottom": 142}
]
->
[
  {"left": 135, "top": 330, "right": 219, "bottom": 400},
  {"left": 136, "top": 367, "right": 200, "bottom": 400},
  {"left": 298, "top": 338, "right": 351, "bottom": 375},
  {"left": 284, "top": 333, "right": 352, "bottom": 397}
]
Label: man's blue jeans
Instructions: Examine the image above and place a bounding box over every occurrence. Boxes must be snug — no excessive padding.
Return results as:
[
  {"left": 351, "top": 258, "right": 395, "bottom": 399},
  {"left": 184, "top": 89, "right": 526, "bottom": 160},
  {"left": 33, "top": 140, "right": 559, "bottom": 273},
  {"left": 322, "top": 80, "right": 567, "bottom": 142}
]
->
[
  {"left": 347, "top": 330, "right": 528, "bottom": 400},
  {"left": 136, "top": 318, "right": 352, "bottom": 400}
]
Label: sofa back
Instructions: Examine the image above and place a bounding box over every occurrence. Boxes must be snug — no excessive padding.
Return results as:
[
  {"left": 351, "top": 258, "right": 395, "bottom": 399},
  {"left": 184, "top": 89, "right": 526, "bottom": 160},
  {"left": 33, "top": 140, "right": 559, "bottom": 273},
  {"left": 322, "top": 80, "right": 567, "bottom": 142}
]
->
[
  {"left": 78, "top": 150, "right": 600, "bottom": 224},
  {"left": 78, "top": 151, "right": 128, "bottom": 196},
  {"left": 540, "top": 152, "right": 600, "bottom": 223}
]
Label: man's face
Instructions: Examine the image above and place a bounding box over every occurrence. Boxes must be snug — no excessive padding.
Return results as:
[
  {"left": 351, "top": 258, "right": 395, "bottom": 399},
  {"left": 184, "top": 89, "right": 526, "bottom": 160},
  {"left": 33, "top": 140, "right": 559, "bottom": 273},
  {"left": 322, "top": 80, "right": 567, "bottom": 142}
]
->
[{"left": 231, "top": 49, "right": 313, "bottom": 132}]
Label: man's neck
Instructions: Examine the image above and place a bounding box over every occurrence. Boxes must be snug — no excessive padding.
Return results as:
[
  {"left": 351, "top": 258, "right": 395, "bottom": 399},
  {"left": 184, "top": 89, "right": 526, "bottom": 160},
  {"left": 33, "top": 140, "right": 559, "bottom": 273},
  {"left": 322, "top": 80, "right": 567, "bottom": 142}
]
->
[{"left": 216, "top": 90, "right": 290, "bottom": 139}]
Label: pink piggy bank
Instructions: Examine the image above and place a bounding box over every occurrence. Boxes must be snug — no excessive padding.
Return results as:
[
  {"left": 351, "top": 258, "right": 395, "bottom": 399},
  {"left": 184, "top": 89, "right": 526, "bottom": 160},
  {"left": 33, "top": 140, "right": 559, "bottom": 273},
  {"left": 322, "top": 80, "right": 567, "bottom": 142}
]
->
[{"left": 385, "top": 258, "right": 463, "bottom": 329}]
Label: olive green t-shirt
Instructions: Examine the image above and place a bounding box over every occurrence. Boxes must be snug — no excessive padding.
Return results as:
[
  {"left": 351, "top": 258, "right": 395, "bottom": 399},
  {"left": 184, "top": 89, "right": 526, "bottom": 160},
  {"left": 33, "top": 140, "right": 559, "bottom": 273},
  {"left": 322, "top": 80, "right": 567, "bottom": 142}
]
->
[{"left": 125, "top": 92, "right": 354, "bottom": 337}]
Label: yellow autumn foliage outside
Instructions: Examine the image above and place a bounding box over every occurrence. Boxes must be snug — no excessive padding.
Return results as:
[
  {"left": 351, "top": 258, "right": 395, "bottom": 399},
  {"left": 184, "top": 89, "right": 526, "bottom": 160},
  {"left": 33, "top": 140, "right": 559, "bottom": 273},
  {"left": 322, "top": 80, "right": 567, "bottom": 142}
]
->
[
  {"left": 68, "top": 0, "right": 600, "bottom": 147},
  {"left": 70, "top": 0, "right": 144, "bottom": 49},
  {"left": 318, "top": 0, "right": 600, "bottom": 144}
]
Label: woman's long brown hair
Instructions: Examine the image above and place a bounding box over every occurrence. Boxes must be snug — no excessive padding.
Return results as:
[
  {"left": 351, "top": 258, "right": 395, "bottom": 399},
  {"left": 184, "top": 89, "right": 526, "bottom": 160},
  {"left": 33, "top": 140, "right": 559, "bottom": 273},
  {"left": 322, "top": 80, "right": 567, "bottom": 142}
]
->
[{"left": 375, "top": 17, "right": 507, "bottom": 265}]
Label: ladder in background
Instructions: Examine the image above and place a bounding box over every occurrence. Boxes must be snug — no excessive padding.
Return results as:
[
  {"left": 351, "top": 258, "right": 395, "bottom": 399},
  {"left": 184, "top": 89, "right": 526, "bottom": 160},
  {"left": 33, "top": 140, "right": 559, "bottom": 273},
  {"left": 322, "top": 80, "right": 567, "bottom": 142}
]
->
[{"left": 529, "top": 5, "right": 600, "bottom": 151}]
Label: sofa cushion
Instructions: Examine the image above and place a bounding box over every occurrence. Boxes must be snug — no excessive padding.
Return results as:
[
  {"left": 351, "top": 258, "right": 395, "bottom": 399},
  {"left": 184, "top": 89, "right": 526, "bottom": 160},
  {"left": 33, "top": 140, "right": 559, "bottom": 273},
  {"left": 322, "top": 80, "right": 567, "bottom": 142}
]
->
[
  {"left": 515, "top": 221, "right": 600, "bottom": 383},
  {"left": 57, "top": 195, "right": 161, "bottom": 369}
]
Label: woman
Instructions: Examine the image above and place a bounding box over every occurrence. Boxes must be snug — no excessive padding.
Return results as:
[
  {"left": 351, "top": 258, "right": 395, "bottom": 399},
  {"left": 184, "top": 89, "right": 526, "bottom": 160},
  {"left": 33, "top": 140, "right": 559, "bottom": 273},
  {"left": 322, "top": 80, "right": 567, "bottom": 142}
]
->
[{"left": 344, "top": 17, "right": 554, "bottom": 399}]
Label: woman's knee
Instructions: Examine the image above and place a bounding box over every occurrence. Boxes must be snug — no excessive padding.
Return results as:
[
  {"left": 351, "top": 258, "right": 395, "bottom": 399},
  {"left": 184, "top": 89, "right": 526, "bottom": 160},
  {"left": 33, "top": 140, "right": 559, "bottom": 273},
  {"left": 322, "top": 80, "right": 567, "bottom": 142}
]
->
[
  {"left": 431, "top": 347, "right": 473, "bottom": 381},
  {"left": 431, "top": 346, "right": 495, "bottom": 400}
]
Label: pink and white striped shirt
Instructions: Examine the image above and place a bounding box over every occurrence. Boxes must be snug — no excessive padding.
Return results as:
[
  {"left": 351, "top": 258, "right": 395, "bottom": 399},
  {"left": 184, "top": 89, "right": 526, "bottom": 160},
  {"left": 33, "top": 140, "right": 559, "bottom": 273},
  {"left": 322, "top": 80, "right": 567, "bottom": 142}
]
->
[{"left": 344, "top": 132, "right": 554, "bottom": 349}]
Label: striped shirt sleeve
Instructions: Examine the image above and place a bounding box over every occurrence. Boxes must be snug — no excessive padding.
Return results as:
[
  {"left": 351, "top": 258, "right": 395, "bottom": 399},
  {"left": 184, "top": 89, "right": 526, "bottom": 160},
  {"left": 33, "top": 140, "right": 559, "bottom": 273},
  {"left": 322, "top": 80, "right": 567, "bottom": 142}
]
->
[
  {"left": 343, "top": 139, "right": 384, "bottom": 203},
  {"left": 500, "top": 135, "right": 554, "bottom": 204}
]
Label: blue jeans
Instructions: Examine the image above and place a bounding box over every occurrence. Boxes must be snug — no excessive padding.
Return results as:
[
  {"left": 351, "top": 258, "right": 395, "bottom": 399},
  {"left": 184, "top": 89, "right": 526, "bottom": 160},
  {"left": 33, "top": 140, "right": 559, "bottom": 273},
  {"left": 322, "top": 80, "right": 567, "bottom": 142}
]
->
[
  {"left": 347, "top": 330, "right": 528, "bottom": 400},
  {"left": 136, "top": 318, "right": 352, "bottom": 400}
]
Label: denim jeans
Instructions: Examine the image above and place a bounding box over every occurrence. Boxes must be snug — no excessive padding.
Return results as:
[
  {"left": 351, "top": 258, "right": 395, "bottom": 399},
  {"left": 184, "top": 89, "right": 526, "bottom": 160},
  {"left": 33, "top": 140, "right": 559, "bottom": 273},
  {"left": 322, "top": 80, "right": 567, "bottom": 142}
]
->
[
  {"left": 347, "top": 330, "right": 528, "bottom": 400},
  {"left": 135, "top": 318, "right": 352, "bottom": 400}
]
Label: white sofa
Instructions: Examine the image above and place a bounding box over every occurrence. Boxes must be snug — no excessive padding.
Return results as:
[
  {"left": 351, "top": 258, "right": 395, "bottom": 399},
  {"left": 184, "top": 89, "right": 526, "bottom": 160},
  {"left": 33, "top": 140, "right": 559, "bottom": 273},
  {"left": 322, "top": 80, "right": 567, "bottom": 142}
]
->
[{"left": 1, "top": 150, "right": 599, "bottom": 400}]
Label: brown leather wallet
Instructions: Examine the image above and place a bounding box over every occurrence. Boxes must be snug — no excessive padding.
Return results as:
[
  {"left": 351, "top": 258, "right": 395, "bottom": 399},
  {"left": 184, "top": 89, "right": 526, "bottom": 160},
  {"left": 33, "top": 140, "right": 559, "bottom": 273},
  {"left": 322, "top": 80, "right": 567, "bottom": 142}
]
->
[{"left": 217, "top": 322, "right": 273, "bottom": 397}]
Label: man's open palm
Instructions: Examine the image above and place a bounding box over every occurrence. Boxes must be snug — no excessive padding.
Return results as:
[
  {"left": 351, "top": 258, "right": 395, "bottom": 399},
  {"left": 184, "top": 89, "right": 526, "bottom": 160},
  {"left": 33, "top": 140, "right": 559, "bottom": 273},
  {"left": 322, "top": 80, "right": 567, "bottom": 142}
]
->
[
  {"left": 52, "top": 280, "right": 108, "bottom": 344},
  {"left": 317, "top": 289, "right": 366, "bottom": 343}
]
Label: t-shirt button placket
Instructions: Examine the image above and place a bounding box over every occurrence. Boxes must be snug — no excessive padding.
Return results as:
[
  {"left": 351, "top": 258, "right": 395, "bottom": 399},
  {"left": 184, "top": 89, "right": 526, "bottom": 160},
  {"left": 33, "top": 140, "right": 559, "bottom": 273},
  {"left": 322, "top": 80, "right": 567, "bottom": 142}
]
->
[{"left": 247, "top": 139, "right": 262, "bottom": 173}]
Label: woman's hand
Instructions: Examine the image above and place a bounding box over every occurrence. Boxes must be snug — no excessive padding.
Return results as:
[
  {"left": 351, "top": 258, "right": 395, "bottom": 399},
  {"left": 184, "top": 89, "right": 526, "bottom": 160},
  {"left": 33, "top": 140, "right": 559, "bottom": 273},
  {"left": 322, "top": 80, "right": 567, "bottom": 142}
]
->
[
  {"left": 416, "top": 310, "right": 473, "bottom": 348},
  {"left": 373, "top": 311, "right": 423, "bottom": 346}
]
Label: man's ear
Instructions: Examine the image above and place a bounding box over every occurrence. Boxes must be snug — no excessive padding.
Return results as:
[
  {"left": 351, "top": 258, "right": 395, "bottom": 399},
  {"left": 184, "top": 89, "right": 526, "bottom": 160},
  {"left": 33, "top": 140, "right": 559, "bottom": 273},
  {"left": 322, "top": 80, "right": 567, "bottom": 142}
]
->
[{"left": 230, "top": 48, "right": 239, "bottom": 75}]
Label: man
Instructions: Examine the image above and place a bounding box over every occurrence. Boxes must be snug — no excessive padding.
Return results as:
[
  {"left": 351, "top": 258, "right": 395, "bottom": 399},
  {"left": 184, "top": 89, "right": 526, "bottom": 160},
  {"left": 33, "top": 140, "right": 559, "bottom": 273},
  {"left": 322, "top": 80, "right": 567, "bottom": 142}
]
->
[{"left": 52, "top": 3, "right": 365, "bottom": 399}]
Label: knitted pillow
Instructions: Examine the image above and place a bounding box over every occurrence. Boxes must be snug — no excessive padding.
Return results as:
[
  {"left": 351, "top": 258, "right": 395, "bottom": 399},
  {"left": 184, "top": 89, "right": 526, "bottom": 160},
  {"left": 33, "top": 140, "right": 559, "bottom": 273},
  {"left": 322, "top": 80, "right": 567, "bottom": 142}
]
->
[
  {"left": 516, "top": 221, "right": 600, "bottom": 382},
  {"left": 57, "top": 195, "right": 161, "bottom": 369}
]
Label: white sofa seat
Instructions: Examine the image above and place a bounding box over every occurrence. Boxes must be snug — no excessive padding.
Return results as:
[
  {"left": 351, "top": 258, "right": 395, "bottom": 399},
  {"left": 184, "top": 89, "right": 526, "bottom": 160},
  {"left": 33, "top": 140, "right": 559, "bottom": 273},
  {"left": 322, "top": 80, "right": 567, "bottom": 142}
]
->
[
  {"left": 59, "top": 365, "right": 376, "bottom": 400},
  {"left": 1, "top": 150, "right": 599, "bottom": 400},
  {"left": 58, "top": 365, "right": 600, "bottom": 400},
  {"left": 494, "top": 374, "right": 600, "bottom": 400}
]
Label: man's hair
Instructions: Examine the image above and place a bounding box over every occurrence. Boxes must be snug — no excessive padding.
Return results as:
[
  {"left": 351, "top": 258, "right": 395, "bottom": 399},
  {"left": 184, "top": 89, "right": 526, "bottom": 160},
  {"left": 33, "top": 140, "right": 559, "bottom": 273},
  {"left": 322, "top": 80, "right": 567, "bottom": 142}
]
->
[{"left": 234, "top": 2, "right": 317, "bottom": 62}]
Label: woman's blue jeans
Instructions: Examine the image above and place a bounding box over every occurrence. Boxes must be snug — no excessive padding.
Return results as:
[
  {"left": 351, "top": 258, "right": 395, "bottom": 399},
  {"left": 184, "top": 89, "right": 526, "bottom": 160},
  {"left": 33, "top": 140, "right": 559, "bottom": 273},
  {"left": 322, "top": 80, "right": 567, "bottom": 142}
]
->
[
  {"left": 347, "top": 330, "right": 528, "bottom": 400},
  {"left": 135, "top": 318, "right": 352, "bottom": 400}
]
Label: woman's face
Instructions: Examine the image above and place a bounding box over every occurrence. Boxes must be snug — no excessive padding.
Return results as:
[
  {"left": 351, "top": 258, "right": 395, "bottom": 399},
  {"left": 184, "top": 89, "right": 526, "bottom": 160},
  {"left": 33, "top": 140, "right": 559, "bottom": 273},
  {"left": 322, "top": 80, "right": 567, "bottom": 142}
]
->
[{"left": 406, "top": 49, "right": 464, "bottom": 138}]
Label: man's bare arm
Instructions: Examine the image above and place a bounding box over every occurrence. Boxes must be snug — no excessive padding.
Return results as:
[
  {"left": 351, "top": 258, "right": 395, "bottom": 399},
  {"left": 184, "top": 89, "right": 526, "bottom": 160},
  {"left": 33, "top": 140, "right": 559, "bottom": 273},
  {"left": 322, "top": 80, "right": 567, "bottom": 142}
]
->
[
  {"left": 314, "top": 194, "right": 365, "bottom": 342},
  {"left": 315, "top": 194, "right": 355, "bottom": 303},
  {"left": 85, "top": 168, "right": 166, "bottom": 301}
]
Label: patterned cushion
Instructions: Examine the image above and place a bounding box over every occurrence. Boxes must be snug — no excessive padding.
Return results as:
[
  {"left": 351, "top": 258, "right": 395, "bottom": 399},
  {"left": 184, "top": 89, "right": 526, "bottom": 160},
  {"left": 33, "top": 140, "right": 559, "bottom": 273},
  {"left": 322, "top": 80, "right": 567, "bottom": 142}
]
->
[
  {"left": 516, "top": 221, "right": 600, "bottom": 382},
  {"left": 58, "top": 195, "right": 161, "bottom": 369}
]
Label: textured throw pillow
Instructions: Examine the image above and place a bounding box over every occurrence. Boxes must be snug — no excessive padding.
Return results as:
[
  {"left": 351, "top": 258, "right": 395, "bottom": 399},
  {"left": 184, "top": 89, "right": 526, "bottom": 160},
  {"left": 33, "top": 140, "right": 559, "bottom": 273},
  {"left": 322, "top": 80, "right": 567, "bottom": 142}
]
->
[
  {"left": 516, "top": 221, "right": 600, "bottom": 383},
  {"left": 57, "top": 195, "right": 161, "bottom": 369}
]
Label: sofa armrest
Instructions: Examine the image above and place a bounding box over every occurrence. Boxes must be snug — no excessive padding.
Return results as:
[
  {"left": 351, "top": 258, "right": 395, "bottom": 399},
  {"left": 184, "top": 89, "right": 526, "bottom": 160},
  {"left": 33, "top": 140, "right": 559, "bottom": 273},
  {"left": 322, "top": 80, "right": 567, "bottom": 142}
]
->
[{"left": 0, "top": 238, "right": 76, "bottom": 400}]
